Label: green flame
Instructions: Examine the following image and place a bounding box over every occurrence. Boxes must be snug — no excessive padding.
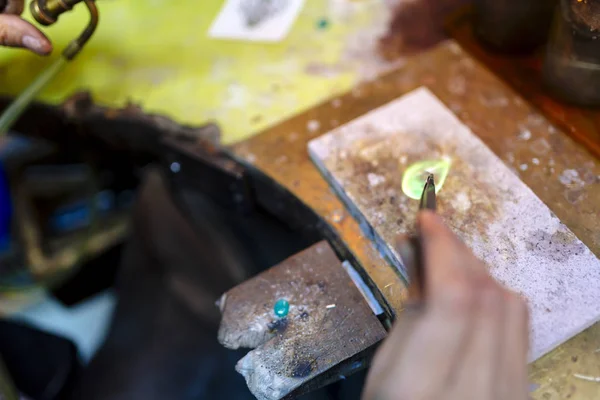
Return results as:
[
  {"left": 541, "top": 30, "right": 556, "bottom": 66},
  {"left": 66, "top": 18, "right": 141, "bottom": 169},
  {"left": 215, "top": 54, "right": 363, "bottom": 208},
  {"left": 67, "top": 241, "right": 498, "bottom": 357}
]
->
[{"left": 401, "top": 158, "right": 451, "bottom": 200}]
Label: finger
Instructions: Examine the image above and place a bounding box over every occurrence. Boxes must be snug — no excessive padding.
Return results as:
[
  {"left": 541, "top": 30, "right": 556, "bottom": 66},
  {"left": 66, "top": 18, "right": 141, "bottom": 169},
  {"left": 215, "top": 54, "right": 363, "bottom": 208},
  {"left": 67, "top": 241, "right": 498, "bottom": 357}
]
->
[
  {"left": 375, "top": 296, "right": 477, "bottom": 400},
  {"left": 418, "top": 211, "right": 491, "bottom": 296},
  {"left": 376, "top": 259, "right": 483, "bottom": 398},
  {"left": 0, "top": 14, "right": 52, "bottom": 55},
  {"left": 3, "top": 0, "right": 24, "bottom": 14},
  {"left": 497, "top": 292, "right": 530, "bottom": 400},
  {"left": 376, "top": 211, "right": 485, "bottom": 397},
  {"left": 449, "top": 282, "right": 505, "bottom": 399},
  {"left": 363, "top": 310, "right": 422, "bottom": 400},
  {"left": 364, "top": 232, "right": 432, "bottom": 400}
]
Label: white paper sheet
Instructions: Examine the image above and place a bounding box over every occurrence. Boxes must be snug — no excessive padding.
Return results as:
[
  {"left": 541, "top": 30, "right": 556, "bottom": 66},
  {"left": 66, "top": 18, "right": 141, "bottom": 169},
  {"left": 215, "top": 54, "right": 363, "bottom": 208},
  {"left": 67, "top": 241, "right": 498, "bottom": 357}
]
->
[{"left": 209, "top": 0, "right": 306, "bottom": 42}]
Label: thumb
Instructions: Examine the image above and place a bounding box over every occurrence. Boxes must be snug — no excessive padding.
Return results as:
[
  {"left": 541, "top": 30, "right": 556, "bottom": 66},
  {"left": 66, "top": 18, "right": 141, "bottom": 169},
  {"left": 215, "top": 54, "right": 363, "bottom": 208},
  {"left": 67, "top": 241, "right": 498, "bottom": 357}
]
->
[{"left": 0, "top": 14, "right": 52, "bottom": 55}]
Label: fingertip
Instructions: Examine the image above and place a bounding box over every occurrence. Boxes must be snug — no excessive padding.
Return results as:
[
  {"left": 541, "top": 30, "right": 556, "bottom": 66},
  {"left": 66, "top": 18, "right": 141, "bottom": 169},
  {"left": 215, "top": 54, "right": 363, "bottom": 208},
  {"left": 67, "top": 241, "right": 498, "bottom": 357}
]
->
[
  {"left": 36, "top": 37, "right": 53, "bottom": 55},
  {"left": 22, "top": 34, "right": 52, "bottom": 55}
]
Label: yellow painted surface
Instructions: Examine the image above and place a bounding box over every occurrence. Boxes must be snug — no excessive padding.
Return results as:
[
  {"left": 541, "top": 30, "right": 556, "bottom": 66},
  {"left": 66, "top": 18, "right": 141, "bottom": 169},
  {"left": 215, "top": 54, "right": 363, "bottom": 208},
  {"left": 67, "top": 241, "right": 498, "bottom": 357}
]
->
[{"left": 0, "top": 0, "right": 391, "bottom": 144}]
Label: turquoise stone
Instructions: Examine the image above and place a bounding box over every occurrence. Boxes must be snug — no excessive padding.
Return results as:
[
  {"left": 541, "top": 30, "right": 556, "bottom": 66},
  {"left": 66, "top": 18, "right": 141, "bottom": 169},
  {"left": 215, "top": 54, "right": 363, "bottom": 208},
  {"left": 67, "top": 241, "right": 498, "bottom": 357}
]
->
[
  {"left": 316, "top": 18, "right": 330, "bottom": 30},
  {"left": 273, "top": 298, "right": 289, "bottom": 318}
]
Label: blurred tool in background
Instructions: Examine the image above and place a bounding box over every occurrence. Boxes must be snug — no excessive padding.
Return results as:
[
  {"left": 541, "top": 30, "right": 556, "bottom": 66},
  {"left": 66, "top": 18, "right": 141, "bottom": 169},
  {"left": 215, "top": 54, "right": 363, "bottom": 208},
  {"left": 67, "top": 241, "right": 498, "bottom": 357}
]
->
[
  {"left": 0, "top": 134, "right": 54, "bottom": 290},
  {"left": 0, "top": 125, "right": 136, "bottom": 316}
]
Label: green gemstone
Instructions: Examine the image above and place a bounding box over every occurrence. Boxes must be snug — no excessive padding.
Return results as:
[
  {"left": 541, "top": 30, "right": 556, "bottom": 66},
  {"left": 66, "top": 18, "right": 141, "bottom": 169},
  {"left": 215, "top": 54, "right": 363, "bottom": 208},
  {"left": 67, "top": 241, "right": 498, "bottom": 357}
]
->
[
  {"left": 273, "top": 298, "right": 290, "bottom": 318},
  {"left": 316, "top": 18, "right": 329, "bottom": 30},
  {"left": 401, "top": 158, "right": 451, "bottom": 200}
]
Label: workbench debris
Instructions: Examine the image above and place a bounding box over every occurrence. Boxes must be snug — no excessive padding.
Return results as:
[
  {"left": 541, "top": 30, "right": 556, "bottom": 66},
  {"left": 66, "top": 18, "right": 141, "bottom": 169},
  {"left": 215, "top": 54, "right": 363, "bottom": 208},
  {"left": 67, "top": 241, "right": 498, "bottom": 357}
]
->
[
  {"left": 308, "top": 87, "right": 600, "bottom": 361},
  {"left": 218, "top": 241, "right": 386, "bottom": 400}
]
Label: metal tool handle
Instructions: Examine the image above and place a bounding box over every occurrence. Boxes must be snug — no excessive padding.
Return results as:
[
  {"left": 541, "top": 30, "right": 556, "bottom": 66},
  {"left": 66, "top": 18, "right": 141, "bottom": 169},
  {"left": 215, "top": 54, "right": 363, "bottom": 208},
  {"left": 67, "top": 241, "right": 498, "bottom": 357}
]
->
[{"left": 398, "top": 235, "right": 425, "bottom": 305}]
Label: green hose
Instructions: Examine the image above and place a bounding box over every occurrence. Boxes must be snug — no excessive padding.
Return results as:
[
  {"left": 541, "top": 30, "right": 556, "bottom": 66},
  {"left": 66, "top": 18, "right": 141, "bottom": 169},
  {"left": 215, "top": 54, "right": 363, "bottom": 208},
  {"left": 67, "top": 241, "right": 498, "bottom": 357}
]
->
[{"left": 0, "top": 57, "right": 68, "bottom": 135}]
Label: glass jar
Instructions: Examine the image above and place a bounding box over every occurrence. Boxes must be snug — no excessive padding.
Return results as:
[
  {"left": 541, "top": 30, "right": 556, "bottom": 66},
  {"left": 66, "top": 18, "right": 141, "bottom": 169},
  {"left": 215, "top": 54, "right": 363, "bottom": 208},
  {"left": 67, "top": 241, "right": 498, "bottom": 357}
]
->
[
  {"left": 474, "top": 0, "right": 557, "bottom": 53},
  {"left": 543, "top": 0, "right": 600, "bottom": 106}
]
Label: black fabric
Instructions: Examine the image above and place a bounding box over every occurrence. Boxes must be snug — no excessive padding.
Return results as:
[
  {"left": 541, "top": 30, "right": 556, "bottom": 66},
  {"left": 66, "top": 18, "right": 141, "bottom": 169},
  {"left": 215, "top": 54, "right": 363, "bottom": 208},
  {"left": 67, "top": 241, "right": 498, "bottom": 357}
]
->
[{"left": 0, "top": 320, "right": 81, "bottom": 400}]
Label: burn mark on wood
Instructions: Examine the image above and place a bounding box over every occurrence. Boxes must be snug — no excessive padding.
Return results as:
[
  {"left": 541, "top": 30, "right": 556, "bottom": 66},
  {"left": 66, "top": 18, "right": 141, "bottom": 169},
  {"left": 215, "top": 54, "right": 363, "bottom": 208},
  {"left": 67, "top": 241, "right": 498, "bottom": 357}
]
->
[
  {"left": 267, "top": 318, "right": 288, "bottom": 334},
  {"left": 291, "top": 360, "right": 313, "bottom": 378}
]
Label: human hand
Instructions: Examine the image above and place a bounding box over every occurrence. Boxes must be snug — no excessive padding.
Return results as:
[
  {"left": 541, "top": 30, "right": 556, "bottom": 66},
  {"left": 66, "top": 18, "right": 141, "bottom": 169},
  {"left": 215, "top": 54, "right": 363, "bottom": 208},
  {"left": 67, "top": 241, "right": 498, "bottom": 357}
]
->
[
  {"left": 363, "top": 211, "right": 530, "bottom": 400},
  {"left": 0, "top": 0, "right": 52, "bottom": 55}
]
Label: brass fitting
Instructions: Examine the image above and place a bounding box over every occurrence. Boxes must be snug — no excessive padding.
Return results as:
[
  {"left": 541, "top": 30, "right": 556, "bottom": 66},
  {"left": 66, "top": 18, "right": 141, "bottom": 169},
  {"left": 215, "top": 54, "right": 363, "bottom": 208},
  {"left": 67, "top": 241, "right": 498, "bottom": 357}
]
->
[
  {"left": 30, "top": 0, "right": 84, "bottom": 26},
  {"left": 29, "top": 0, "right": 98, "bottom": 60}
]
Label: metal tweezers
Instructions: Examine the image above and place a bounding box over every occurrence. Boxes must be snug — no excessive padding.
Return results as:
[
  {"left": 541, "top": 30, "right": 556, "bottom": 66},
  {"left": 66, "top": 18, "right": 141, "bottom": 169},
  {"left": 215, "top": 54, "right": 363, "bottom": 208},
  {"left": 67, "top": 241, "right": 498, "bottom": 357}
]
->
[{"left": 399, "top": 174, "right": 436, "bottom": 306}]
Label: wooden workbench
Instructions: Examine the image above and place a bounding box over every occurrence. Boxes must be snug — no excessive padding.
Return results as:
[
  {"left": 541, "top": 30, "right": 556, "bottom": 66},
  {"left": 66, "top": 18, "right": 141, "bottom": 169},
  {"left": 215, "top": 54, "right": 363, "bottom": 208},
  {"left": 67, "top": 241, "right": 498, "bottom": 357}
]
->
[{"left": 233, "top": 40, "right": 600, "bottom": 399}]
